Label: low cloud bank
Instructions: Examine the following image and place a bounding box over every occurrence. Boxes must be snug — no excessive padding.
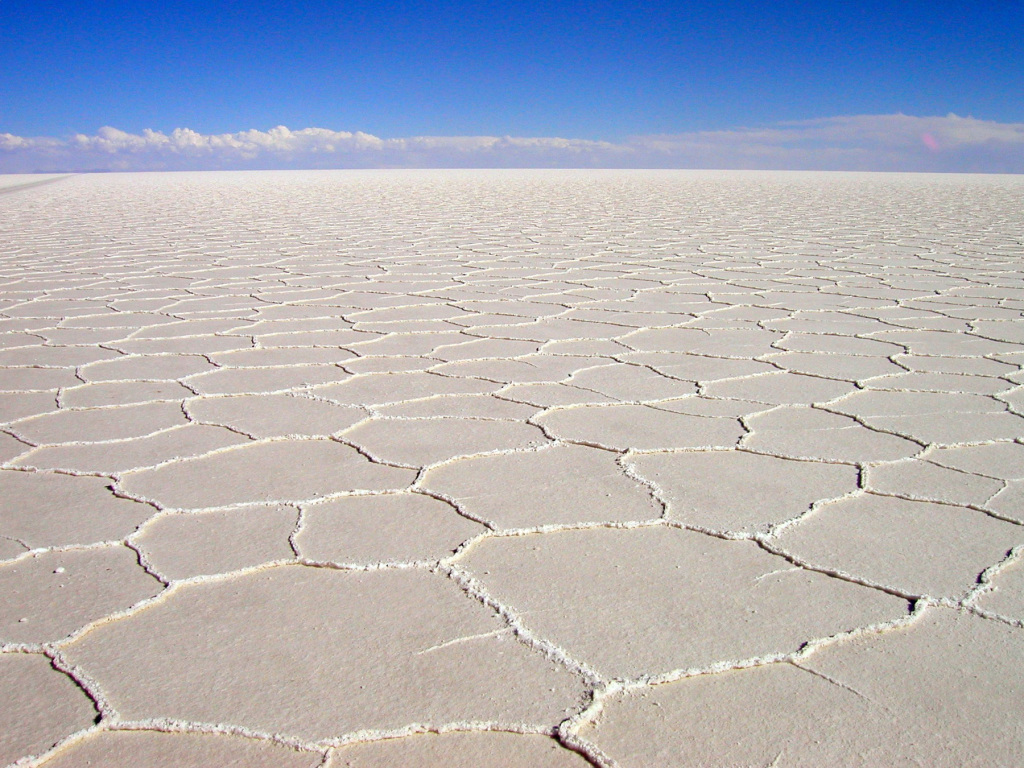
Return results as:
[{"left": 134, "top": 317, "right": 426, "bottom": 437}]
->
[{"left": 2, "top": 114, "right": 1022, "bottom": 173}]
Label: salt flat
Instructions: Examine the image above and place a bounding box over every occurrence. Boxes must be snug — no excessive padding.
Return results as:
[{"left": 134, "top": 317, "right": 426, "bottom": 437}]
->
[{"left": 1, "top": 169, "right": 1023, "bottom": 767}]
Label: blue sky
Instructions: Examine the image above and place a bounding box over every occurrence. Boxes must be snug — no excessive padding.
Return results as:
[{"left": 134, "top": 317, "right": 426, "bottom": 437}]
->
[{"left": 2, "top": 1, "right": 1022, "bottom": 171}]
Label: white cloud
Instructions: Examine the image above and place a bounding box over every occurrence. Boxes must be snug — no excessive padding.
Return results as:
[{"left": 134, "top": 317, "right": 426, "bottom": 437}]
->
[
  {"left": 2, "top": 114, "right": 1022, "bottom": 173},
  {"left": 629, "top": 113, "right": 1024, "bottom": 172}
]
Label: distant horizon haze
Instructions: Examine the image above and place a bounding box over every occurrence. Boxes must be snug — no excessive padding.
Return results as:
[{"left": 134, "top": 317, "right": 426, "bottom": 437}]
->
[{"left": 2, "top": 113, "right": 1023, "bottom": 173}]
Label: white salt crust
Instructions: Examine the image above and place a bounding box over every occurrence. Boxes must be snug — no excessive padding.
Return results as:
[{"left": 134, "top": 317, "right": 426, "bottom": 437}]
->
[{"left": 1, "top": 170, "right": 1023, "bottom": 767}]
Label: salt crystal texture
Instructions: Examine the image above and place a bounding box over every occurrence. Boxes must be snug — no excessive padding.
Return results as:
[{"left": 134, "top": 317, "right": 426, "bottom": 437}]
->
[{"left": 1, "top": 170, "right": 1022, "bottom": 766}]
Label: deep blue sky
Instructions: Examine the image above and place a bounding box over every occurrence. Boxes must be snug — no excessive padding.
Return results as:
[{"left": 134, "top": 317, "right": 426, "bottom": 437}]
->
[{"left": 2, "top": 0, "right": 1022, "bottom": 139}]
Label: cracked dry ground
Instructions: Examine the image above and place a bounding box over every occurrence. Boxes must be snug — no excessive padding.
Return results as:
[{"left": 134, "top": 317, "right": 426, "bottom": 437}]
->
[{"left": 1, "top": 170, "right": 1023, "bottom": 768}]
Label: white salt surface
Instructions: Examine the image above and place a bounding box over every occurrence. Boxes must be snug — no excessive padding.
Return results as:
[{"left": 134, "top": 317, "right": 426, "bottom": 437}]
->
[
  {"left": 0, "top": 175, "right": 70, "bottom": 194},
  {"left": 1, "top": 169, "right": 1023, "bottom": 766}
]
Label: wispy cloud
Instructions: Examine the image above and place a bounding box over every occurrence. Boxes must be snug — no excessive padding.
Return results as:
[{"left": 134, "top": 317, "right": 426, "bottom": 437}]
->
[
  {"left": 2, "top": 114, "right": 1022, "bottom": 173},
  {"left": 629, "top": 114, "right": 1024, "bottom": 173}
]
